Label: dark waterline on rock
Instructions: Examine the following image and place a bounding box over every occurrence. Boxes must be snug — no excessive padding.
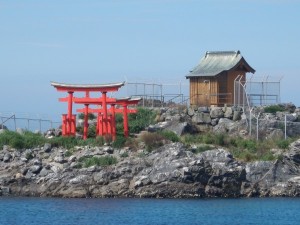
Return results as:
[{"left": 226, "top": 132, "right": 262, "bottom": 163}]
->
[{"left": 1, "top": 197, "right": 300, "bottom": 225}]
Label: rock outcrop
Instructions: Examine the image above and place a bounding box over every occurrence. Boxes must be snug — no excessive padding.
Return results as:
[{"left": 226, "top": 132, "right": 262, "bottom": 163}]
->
[{"left": 2, "top": 139, "right": 300, "bottom": 198}]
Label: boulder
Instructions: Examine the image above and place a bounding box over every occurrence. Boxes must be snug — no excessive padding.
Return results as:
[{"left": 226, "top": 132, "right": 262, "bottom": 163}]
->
[
  {"left": 198, "top": 107, "right": 209, "bottom": 113},
  {"left": 3, "top": 153, "right": 12, "bottom": 162},
  {"left": 232, "top": 110, "right": 241, "bottom": 121},
  {"left": 54, "top": 155, "right": 66, "bottom": 164},
  {"left": 266, "top": 129, "right": 284, "bottom": 140},
  {"left": 187, "top": 107, "right": 195, "bottom": 116},
  {"left": 43, "top": 143, "right": 52, "bottom": 153},
  {"left": 210, "top": 107, "right": 224, "bottom": 119},
  {"left": 29, "top": 165, "right": 42, "bottom": 174},
  {"left": 224, "top": 107, "right": 233, "bottom": 119},
  {"left": 192, "top": 112, "right": 211, "bottom": 124}
]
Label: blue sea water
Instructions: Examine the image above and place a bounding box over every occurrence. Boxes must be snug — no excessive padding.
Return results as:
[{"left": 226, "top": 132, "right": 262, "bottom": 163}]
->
[{"left": 0, "top": 197, "right": 300, "bottom": 225}]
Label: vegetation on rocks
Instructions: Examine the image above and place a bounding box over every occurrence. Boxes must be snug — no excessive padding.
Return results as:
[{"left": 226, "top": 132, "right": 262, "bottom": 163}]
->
[
  {"left": 78, "top": 155, "right": 118, "bottom": 168},
  {"left": 182, "top": 132, "right": 295, "bottom": 162},
  {"left": 0, "top": 130, "right": 45, "bottom": 149},
  {"left": 264, "top": 104, "right": 285, "bottom": 113}
]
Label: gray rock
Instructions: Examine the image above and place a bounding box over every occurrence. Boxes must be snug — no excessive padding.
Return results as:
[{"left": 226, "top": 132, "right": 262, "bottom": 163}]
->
[
  {"left": 245, "top": 161, "right": 273, "bottom": 183},
  {"left": 267, "top": 129, "right": 284, "bottom": 140},
  {"left": 164, "top": 121, "right": 188, "bottom": 136},
  {"left": 69, "top": 175, "right": 88, "bottom": 184},
  {"left": 29, "top": 165, "right": 42, "bottom": 174},
  {"left": 20, "top": 167, "right": 28, "bottom": 175},
  {"left": 3, "top": 153, "right": 12, "bottom": 162},
  {"left": 43, "top": 143, "right": 52, "bottom": 153},
  {"left": 210, "top": 107, "right": 224, "bottom": 119},
  {"left": 68, "top": 155, "right": 77, "bottom": 162},
  {"left": 25, "top": 170, "right": 34, "bottom": 179},
  {"left": 0, "top": 186, "right": 10, "bottom": 196},
  {"left": 54, "top": 155, "right": 66, "bottom": 164},
  {"left": 198, "top": 106, "right": 209, "bottom": 113},
  {"left": 192, "top": 112, "right": 211, "bottom": 124},
  {"left": 233, "top": 110, "right": 241, "bottom": 121},
  {"left": 39, "top": 168, "right": 51, "bottom": 177},
  {"left": 187, "top": 107, "right": 195, "bottom": 116},
  {"left": 211, "top": 118, "right": 219, "bottom": 126},
  {"left": 103, "top": 146, "right": 114, "bottom": 154},
  {"left": 224, "top": 107, "right": 233, "bottom": 119},
  {"left": 33, "top": 158, "right": 42, "bottom": 165}
]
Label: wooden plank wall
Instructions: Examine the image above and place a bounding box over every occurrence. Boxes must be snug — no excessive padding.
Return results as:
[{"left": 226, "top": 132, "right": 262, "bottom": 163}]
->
[
  {"left": 189, "top": 70, "right": 249, "bottom": 106},
  {"left": 190, "top": 77, "right": 219, "bottom": 106}
]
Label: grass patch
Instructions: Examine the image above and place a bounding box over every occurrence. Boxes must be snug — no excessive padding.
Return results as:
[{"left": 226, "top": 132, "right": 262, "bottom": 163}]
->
[
  {"left": 264, "top": 105, "right": 285, "bottom": 114},
  {"left": 182, "top": 132, "right": 295, "bottom": 162},
  {"left": 158, "top": 130, "right": 180, "bottom": 142},
  {"left": 112, "top": 135, "right": 127, "bottom": 148},
  {"left": 78, "top": 155, "right": 118, "bottom": 168},
  {"left": 190, "top": 144, "right": 214, "bottom": 154},
  {"left": 140, "top": 132, "right": 165, "bottom": 152},
  {"left": 120, "top": 152, "right": 129, "bottom": 158},
  {"left": 0, "top": 130, "right": 45, "bottom": 150}
]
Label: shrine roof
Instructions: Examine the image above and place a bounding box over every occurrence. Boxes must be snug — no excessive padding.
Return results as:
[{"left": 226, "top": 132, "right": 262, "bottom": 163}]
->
[
  {"left": 186, "top": 51, "right": 255, "bottom": 78},
  {"left": 51, "top": 81, "right": 125, "bottom": 92}
]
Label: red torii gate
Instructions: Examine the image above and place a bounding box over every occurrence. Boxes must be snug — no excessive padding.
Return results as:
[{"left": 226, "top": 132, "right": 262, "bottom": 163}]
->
[
  {"left": 76, "top": 97, "right": 141, "bottom": 140},
  {"left": 51, "top": 81, "right": 125, "bottom": 138}
]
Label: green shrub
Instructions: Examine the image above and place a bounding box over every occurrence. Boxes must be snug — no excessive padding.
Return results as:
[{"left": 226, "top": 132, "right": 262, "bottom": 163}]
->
[
  {"left": 276, "top": 139, "right": 290, "bottom": 149},
  {"left": 124, "top": 137, "right": 139, "bottom": 151},
  {"left": 235, "top": 138, "right": 257, "bottom": 152},
  {"left": 128, "top": 108, "right": 156, "bottom": 133},
  {"left": 120, "top": 152, "right": 129, "bottom": 158},
  {"left": 79, "top": 155, "right": 118, "bottom": 168},
  {"left": 159, "top": 130, "right": 180, "bottom": 142},
  {"left": 141, "top": 132, "right": 165, "bottom": 151},
  {"left": 182, "top": 134, "right": 201, "bottom": 144},
  {"left": 23, "top": 131, "right": 45, "bottom": 148},
  {"left": 49, "top": 136, "right": 79, "bottom": 149},
  {"left": 264, "top": 105, "right": 285, "bottom": 114},
  {"left": 64, "top": 150, "right": 74, "bottom": 157},
  {"left": 88, "top": 125, "right": 97, "bottom": 138},
  {"left": 112, "top": 135, "right": 127, "bottom": 148},
  {"left": 201, "top": 133, "right": 215, "bottom": 144},
  {"left": 214, "top": 133, "right": 226, "bottom": 146},
  {"left": 191, "top": 144, "right": 214, "bottom": 154}
]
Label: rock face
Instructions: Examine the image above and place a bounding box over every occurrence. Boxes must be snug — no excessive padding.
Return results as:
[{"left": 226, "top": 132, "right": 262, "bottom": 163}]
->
[
  {"left": 2, "top": 139, "right": 300, "bottom": 198},
  {"left": 149, "top": 104, "right": 300, "bottom": 139}
]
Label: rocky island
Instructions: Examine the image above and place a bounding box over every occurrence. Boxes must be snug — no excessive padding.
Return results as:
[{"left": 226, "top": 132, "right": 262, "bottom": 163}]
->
[{"left": 1, "top": 104, "right": 300, "bottom": 198}]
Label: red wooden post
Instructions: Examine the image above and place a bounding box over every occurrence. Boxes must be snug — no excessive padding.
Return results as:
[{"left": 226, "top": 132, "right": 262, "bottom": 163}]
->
[
  {"left": 62, "top": 114, "right": 67, "bottom": 135},
  {"left": 98, "top": 114, "right": 103, "bottom": 136},
  {"left": 71, "top": 115, "right": 76, "bottom": 135},
  {"left": 111, "top": 104, "right": 116, "bottom": 140},
  {"left": 67, "top": 91, "right": 74, "bottom": 135},
  {"left": 123, "top": 105, "right": 129, "bottom": 137},
  {"left": 102, "top": 92, "right": 108, "bottom": 136},
  {"left": 83, "top": 104, "right": 89, "bottom": 140}
]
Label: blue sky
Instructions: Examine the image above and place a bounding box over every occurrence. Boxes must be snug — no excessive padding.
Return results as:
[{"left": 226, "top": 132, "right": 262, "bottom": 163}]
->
[{"left": 1, "top": 0, "right": 300, "bottom": 122}]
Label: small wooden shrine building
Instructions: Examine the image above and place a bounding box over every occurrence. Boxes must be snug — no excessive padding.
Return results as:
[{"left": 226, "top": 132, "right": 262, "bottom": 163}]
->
[{"left": 186, "top": 51, "right": 255, "bottom": 106}]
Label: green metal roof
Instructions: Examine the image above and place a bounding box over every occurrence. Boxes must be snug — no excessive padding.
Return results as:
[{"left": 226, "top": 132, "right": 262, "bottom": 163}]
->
[{"left": 186, "top": 51, "right": 255, "bottom": 78}]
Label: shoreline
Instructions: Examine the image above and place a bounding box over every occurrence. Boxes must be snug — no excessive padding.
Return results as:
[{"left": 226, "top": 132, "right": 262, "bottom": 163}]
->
[{"left": 2, "top": 141, "right": 300, "bottom": 198}]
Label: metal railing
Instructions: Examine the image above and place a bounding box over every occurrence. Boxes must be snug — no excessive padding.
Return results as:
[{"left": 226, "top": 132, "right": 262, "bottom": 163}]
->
[{"left": 0, "top": 112, "right": 60, "bottom": 132}]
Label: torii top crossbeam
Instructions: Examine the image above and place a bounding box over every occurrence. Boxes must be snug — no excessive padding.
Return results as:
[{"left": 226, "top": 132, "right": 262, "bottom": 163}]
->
[{"left": 51, "top": 81, "right": 125, "bottom": 92}]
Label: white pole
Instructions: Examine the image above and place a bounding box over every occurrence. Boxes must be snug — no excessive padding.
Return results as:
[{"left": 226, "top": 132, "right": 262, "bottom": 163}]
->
[
  {"left": 285, "top": 114, "right": 287, "bottom": 140},
  {"left": 249, "top": 109, "right": 252, "bottom": 137}
]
